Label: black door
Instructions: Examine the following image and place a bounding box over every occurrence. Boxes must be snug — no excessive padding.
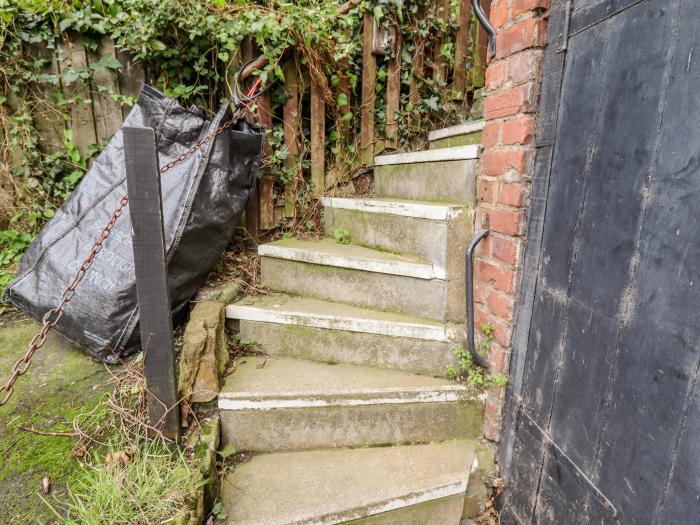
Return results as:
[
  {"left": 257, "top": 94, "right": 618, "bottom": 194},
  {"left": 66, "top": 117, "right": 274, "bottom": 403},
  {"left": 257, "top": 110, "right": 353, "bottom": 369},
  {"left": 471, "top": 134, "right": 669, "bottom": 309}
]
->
[{"left": 501, "top": 1, "right": 700, "bottom": 523}]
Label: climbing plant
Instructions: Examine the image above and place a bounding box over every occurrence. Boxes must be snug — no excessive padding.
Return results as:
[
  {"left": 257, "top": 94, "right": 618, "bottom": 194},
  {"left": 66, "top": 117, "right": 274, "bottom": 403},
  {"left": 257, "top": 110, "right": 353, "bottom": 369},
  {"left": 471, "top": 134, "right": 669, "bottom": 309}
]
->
[{"left": 0, "top": 0, "right": 486, "bottom": 292}]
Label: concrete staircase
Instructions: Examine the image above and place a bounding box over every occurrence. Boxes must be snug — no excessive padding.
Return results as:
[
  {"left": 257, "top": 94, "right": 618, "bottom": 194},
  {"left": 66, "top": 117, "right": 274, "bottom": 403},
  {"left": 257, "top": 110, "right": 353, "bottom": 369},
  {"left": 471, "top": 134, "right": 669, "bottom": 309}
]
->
[{"left": 219, "top": 121, "right": 490, "bottom": 525}]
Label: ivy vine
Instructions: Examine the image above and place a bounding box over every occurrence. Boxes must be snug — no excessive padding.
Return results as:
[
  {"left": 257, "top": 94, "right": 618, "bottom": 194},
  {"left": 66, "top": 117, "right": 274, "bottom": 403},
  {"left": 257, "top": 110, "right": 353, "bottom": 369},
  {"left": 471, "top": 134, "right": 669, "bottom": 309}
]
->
[{"left": 0, "top": 0, "right": 485, "bottom": 292}]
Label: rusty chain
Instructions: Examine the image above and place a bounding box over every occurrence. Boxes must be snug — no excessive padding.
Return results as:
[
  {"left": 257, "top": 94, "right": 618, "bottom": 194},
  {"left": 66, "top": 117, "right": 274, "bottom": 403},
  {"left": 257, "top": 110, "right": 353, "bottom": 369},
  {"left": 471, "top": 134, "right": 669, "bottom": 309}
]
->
[{"left": 0, "top": 107, "right": 245, "bottom": 406}]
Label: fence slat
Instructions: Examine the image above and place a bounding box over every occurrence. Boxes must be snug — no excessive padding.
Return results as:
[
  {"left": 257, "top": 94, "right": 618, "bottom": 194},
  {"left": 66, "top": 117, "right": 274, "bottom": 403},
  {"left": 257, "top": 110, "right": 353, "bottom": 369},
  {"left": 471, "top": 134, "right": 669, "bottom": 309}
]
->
[
  {"left": 360, "top": 12, "right": 376, "bottom": 166},
  {"left": 475, "top": 0, "right": 492, "bottom": 87},
  {"left": 453, "top": 0, "right": 473, "bottom": 100},
  {"left": 64, "top": 36, "right": 97, "bottom": 159},
  {"left": 385, "top": 27, "right": 401, "bottom": 149},
  {"left": 116, "top": 50, "right": 145, "bottom": 120},
  {"left": 310, "top": 79, "right": 326, "bottom": 198},
  {"left": 28, "top": 42, "right": 65, "bottom": 154},
  {"left": 283, "top": 59, "right": 300, "bottom": 217},
  {"left": 432, "top": 0, "right": 451, "bottom": 83},
  {"left": 259, "top": 175, "right": 275, "bottom": 230},
  {"left": 89, "top": 36, "right": 123, "bottom": 143}
]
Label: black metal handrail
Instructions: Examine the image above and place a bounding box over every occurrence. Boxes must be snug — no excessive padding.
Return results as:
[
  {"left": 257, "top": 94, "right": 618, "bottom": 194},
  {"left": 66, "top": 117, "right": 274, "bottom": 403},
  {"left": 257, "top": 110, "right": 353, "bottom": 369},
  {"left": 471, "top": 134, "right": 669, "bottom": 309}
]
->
[
  {"left": 472, "top": 0, "right": 496, "bottom": 58},
  {"left": 466, "top": 229, "right": 490, "bottom": 368}
]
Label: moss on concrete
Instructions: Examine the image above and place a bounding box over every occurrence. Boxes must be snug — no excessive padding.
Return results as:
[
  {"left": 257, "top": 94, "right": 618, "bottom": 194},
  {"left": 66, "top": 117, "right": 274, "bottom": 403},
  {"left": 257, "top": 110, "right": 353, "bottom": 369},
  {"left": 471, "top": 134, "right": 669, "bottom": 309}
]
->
[
  {"left": 429, "top": 131, "right": 483, "bottom": 149},
  {"left": 0, "top": 321, "right": 110, "bottom": 523}
]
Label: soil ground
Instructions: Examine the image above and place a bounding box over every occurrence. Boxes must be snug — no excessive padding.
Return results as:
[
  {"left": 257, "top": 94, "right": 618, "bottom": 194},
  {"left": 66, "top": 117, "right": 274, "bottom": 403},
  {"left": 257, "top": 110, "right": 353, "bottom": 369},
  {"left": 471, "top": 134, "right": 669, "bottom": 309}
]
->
[{"left": 0, "top": 312, "right": 112, "bottom": 524}]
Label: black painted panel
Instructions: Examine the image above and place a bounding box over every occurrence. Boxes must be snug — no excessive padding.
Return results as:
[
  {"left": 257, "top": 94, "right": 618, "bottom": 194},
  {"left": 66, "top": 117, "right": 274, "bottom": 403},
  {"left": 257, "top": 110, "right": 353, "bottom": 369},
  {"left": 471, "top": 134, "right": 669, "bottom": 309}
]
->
[
  {"left": 538, "top": 22, "right": 607, "bottom": 295},
  {"left": 504, "top": 0, "right": 700, "bottom": 522},
  {"left": 549, "top": 301, "right": 618, "bottom": 474},
  {"left": 568, "top": 2, "right": 676, "bottom": 317},
  {"left": 520, "top": 286, "right": 567, "bottom": 429},
  {"left": 596, "top": 2, "right": 700, "bottom": 519}
]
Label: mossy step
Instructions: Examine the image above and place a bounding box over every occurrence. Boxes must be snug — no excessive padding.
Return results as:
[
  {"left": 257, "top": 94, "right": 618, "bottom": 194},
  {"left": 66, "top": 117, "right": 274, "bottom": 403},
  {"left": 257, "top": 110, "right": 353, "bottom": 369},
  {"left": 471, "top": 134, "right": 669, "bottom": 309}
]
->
[
  {"left": 218, "top": 357, "right": 483, "bottom": 452},
  {"left": 259, "top": 237, "right": 438, "bottom": 279},
  {"left": 259, "top": 238, "right": 462, "bottom": 322},
  {"left": 227, "top": 294, "right": 464, "bottom": 377},
  {"left": 221, "top": 441, "right": 477, "bottom": 524},
  {"left": 428, "top": 121, "right": 484, "bottom": 150},
  {"left": 374, "top": 158, "right": 478, "bottom": 204},
  {"left": 321, "top": 197, "right": 474, "bottom": 283}
]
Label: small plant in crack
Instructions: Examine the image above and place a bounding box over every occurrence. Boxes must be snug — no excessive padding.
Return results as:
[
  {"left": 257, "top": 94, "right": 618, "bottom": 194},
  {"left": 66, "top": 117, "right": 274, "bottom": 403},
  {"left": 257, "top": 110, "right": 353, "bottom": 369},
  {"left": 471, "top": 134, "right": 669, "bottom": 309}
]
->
[
  {"left": 446, "top": 323, "right": 508, "bottom": 390},
  {"left": 334, "top": 227, "right": 351, "bottom": 244}
]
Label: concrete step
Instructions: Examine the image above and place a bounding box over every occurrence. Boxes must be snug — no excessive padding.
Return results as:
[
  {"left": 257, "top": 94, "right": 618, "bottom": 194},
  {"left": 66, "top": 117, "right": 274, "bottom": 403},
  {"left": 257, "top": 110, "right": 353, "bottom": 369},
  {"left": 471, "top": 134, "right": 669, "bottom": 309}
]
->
[
  {"left": 221, "top": 441, "right": 477, "bottom": 525},
  {"left": 219, "top": 357, "right": 483, "bottom": 452},
  {"left": 373, "top": 146, "right": 479, "bottom": 203},
  {"left": 429, "top": 121, "right": 485, "bottom": 150},
  {"left": 259, "top": 238, "right": 461, "bottom": 322},
  {"left": 226, "top": 294, "right": 464, "bottom": 377},
  {"left": 321, "top": 197, "right": 473, "bottom": 280}
]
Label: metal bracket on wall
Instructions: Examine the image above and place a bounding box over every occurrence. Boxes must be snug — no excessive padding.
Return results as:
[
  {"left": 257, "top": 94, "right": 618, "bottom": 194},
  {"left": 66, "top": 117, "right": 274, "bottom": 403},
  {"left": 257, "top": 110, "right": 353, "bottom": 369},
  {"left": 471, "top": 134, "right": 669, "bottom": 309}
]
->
[
  {"left": 472, "top": 0, "right": 496, "bottom": 58},
  {"left": 466, "top": 229, "right": 491, "bottom": 368}
]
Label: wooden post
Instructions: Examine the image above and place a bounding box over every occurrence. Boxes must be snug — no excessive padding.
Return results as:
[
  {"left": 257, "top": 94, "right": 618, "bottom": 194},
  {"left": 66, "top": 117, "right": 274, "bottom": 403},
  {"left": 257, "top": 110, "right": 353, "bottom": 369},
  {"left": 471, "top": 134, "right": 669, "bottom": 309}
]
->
[
  {"left": 360, "top": 12, "right": 377, "bottom": 166},
  {"left": 452, "top": 0, "right": 473, "bottom": 100},
  {"left": 385, "top": 27, "right": 401, "bottom": 149},
  {"left": 310, "top": 79, "right": 326, "bottom": 198},
  {"left": 123, "top": 126, "right": 180, "bottom": 443},
  {"left": 283, "top": 59, "right": 300, "bottom": 217}
]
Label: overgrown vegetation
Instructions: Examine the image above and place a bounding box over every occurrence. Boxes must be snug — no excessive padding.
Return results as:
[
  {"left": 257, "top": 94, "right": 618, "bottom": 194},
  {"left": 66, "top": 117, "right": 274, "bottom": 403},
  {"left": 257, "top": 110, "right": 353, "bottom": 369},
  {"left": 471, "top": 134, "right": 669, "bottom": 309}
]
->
[
  {"left": 446, "top": 323, "right": 509, "bottom": 390},
  {"left": 35, "top": 355, "right": 202, "bottom": 524},
  {"left": 41, "top": 439, "right": 194, "bottom": 524},
  {"left": 0, "top": 0, "right": 485, "bottom": 292}
]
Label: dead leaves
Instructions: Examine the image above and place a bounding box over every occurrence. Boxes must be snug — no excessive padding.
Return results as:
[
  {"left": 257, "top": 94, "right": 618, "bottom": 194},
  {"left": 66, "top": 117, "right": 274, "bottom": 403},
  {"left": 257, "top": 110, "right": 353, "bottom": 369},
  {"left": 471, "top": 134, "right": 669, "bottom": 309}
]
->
[{"left": 104, "top": 450, "right": 130, "bottom": 468}]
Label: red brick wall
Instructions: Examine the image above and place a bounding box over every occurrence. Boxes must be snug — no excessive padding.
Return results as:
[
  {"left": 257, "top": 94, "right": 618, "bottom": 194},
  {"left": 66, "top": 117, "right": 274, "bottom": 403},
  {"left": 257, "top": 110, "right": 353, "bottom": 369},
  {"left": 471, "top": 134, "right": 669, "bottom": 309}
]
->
[{"left": 475, "top": 0, "right": 549, "bottom": 441}]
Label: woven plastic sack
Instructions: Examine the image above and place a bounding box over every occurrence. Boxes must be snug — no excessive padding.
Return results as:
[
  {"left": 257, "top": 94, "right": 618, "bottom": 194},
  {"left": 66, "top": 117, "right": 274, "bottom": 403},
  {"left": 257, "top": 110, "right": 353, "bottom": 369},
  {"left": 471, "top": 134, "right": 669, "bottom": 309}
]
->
[{"left": 3, "top": 85, "right": 264, "bottom": 362}]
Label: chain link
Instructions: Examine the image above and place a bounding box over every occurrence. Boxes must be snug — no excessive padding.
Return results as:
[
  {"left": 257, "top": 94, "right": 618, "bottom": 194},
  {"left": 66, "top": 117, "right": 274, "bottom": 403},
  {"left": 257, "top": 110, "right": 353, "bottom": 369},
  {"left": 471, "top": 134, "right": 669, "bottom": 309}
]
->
[{"left": 0, "top": 110, "right": 242, "bottom": 406}]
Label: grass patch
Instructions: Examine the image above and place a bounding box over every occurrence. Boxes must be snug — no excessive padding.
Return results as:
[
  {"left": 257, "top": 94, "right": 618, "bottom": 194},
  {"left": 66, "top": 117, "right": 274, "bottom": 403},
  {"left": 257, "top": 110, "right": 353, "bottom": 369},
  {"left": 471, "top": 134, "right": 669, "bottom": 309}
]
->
[{"left": 41, "top": 438, "right": 195, "bottom": 525}]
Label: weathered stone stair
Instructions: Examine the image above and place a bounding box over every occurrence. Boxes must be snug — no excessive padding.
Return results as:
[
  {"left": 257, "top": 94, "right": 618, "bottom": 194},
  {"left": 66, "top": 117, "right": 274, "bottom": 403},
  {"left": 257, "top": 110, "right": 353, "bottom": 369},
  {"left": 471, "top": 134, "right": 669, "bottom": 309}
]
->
[{"left": 220, "top": 122, "right": 489, "bottom": 524}]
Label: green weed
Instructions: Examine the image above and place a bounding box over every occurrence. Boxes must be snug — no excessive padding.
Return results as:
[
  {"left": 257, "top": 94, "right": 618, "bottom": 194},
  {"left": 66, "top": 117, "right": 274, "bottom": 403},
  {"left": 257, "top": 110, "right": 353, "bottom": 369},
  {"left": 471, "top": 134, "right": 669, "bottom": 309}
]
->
[
  {"left": 446, "top": 323, "right": 509, "bottom": 390},
  {"left": 334, "top": 227, "right": 351, "bottom": 244}
]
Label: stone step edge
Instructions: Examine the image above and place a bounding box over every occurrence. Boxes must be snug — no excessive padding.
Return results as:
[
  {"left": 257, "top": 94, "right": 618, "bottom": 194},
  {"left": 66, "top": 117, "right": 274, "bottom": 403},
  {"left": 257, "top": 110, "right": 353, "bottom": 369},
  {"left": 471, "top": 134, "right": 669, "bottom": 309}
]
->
[
  {"left": 225, "top": 302, "right": 462, "bottom": 342},
  {"left": 218, "top": 383, "right": 474, "bottom": 411},
  {"left": 321, "top": 196, "right": 469, "bottom": 221},
  {"left": 223, "top": 445, "right": 475, "bottom": 525},
  {"left": 258, "top": 242, "right": 443, "bottom": 280},
  {"left": 318, "top": 478, "right": 470, "bottom": 525},
  {"left": 428, "top": 121, "right": 485, "bottom": 142},
  {"left": 374, "top": 144, "right": 480, "bottom": 166}
]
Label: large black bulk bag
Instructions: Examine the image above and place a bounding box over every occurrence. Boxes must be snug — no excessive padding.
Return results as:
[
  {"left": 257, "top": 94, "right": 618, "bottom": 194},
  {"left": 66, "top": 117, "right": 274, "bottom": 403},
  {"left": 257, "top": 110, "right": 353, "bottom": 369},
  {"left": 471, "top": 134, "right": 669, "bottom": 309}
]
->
[{"left": 3, "top": 85, "right": 264, "bottom": 363}]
